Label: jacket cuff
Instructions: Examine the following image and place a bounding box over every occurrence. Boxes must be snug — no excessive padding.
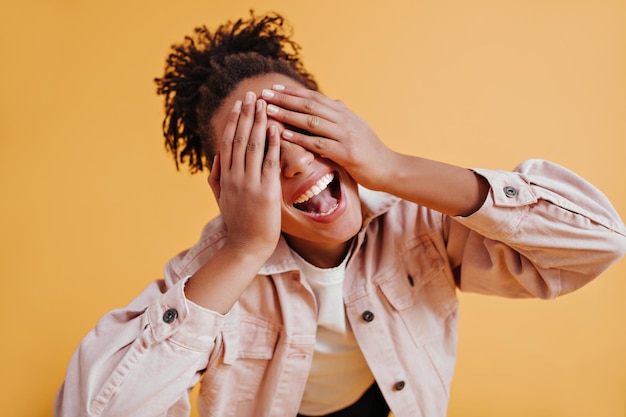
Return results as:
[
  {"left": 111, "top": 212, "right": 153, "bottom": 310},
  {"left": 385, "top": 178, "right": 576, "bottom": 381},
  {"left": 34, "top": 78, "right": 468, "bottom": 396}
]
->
[
  {"left": 454, "top": 168, "right": 538, "bottom": 240},
  {"left": 146, "top": 277, "right": 227, "bottom": 351}
]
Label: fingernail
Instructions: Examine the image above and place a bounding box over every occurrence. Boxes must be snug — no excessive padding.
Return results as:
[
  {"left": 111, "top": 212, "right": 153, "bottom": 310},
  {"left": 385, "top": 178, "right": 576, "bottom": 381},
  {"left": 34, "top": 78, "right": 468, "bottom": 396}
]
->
[
  {"left": 268, "top": 125, "right": 277, "bottom": 136},
  {"left": 272, "top": 84, "right": 285, "bottom": 91},
  {"left": 256, "top": 99, "right": 263, "bottom": 112},
  {"left": 244, "top": 92, "right": 255, "bottom": 105},
  {"left": 233, "top": 100, "right": 242, "bottom": 112},
  {"left": 261, "top": 89, "right": 274, "bottom": 99},
  {"left": 267, "top": 104, "right": 279, "bottom": 115},
  {"left": 282, "top": 130, "right": 293, "bottom": 139}
]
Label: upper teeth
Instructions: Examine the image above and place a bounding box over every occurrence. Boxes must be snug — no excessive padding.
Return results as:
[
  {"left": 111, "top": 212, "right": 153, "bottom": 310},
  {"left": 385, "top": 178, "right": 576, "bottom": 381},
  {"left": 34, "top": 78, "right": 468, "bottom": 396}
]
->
[{"left": 294, "top": 173, "right": 334, "bottom": 204}]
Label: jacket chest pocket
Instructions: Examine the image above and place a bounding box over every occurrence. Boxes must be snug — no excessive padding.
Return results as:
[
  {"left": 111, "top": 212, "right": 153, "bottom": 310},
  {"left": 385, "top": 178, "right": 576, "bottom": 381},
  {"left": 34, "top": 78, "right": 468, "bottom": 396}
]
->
[
  {"left": 202, "top": 317, "right": 279, "bottom": 407},
  {"left": 377, "top": 235, "right": 458, "bottom": 343}
]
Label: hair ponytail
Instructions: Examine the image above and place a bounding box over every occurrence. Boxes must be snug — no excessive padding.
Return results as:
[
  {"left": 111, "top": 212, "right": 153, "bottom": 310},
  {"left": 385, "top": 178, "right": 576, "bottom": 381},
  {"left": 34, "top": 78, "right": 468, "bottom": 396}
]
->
[{"left": 155, "top": 11, "right": 318, "bottom": 173}]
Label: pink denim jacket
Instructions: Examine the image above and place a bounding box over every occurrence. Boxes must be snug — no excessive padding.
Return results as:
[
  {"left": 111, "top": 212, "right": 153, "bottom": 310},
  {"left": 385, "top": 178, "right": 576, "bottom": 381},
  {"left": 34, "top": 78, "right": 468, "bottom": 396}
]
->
[{"left": 55, "top": 159, "right": 626, "bottom": 417}]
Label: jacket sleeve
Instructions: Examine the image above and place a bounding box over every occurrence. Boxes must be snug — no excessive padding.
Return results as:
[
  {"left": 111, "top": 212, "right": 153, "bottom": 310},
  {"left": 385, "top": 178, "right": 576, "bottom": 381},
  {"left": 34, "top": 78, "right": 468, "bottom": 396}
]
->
[
  {"left": 448, "top": 159, "right": 626, "bottom": 298},
  {"left": 54, "top": 277, "right": 226, "bottom": 417}
]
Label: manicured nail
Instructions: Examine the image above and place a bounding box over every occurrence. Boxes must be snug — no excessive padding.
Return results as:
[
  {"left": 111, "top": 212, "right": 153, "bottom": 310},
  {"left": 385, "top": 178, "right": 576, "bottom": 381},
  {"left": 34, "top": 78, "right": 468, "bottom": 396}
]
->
[
  {"left": 272, "top": 84, "right": 285, "bottom": 91},
  {"left": 267, "top": 104, "right": 279, "bottom": 115},
  {"left": 261, "top": 89, "right": 274, "bottom": 99},
  {"left": 256, "top": 99, "right": 263, "bottom": 112},
  {"left": 282, "top": 130, "right": 293, "bottom": 139},
  {"left": 244, "top": 92, "right": 255, "bottom": 105},
  {"left": 233, "top": 100, "right": 242, "bottom": 112}
]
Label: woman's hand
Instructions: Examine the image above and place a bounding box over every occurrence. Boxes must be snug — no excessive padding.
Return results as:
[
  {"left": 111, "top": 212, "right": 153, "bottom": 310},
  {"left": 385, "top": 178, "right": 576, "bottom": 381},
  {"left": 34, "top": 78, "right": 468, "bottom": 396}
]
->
[
  {"left": 261, "top": 85, "right": 397, "bottom": 192},
  {"left": 261, "top": 85, "right": 491, "bottom": 216},
  {"left": 208, "top": 92, "right": 282, "bottom": 259}
]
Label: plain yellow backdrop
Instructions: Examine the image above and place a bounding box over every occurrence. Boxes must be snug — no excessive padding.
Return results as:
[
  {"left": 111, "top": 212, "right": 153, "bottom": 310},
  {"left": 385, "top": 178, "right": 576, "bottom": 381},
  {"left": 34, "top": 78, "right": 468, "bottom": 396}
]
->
[{"left": 1, "top": 1, "right": 625, "bottom": 416}]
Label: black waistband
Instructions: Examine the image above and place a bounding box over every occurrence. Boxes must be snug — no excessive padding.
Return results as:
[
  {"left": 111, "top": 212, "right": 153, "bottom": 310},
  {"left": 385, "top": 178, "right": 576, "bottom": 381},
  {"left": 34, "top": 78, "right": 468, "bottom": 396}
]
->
[{"left": 297, "top": 381, "right": 390, "bottom": 417}]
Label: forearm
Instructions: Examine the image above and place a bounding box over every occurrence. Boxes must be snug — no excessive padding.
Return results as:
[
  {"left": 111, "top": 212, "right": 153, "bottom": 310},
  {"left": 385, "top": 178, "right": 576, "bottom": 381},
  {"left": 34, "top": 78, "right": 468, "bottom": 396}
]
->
[
  {"left": 184, "top": 246, "right": 269, "bottom": 314},
  {"left": 379, "top": 152, "right": 490, "bottom": 217}
]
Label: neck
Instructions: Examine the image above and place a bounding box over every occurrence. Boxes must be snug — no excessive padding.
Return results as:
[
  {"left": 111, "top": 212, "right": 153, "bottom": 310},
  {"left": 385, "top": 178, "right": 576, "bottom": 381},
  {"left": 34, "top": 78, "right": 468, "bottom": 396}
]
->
[{"left": 284, "top": 235, "right": 354, "bottom": 269}]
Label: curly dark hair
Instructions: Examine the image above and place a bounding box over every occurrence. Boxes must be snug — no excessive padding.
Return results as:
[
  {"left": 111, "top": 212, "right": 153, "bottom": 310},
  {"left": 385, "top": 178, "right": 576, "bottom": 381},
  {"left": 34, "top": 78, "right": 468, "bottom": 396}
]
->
[{"left": 154, "top": 11, "right": 319, "bottom": 173}]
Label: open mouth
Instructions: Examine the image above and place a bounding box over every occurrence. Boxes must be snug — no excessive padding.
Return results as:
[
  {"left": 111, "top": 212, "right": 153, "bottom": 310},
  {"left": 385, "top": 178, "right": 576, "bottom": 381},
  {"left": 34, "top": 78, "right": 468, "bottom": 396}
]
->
[{"left": 293, "top": 172, "right": 341, "bottom": 216}]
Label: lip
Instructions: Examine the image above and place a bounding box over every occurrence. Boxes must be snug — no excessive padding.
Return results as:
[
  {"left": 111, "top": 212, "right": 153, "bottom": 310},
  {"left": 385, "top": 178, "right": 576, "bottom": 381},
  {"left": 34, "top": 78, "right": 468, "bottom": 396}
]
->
[
  {"left": 289, "top": 170, "right": 347, "bottom": 224},
  {"left": 290, "top": 170, "right": 336, "bottom": 204}
]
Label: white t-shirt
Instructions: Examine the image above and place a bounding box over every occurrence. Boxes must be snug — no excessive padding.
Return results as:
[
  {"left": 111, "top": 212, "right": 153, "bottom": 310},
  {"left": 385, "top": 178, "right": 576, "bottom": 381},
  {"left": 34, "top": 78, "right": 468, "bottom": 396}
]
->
[{"left": 291, "top": 250, "right": 375, "bottom": 416}]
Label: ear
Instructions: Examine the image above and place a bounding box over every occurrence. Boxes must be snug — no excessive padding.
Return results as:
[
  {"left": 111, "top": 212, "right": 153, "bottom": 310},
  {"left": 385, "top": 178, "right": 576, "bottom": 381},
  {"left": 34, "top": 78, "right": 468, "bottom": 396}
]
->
[{"left": 208, "top": 154, "right": 221, "bottom": 200}]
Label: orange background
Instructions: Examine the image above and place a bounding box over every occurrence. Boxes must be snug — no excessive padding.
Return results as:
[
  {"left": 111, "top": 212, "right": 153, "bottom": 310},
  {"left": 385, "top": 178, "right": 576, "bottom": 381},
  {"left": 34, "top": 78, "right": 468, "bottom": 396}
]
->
[{"left": 1, "top": 1, "right": 625, "bottom": 416}]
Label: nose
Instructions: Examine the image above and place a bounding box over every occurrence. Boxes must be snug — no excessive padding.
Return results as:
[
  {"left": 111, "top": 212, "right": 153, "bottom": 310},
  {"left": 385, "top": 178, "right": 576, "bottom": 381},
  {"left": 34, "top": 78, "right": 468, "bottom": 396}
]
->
[{"left": 280, "top": 139, "right": 314, "bottom": 178}]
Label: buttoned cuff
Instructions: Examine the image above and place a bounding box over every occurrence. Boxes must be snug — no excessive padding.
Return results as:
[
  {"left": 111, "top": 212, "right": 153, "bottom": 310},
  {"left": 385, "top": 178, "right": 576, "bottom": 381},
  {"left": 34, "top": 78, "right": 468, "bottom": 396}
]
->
[
  {"left": 146, "top": 277, "right": 227, "bottom": 351},
  {"left": 454, "top": 168, "right": 538, "bottom": 240}
]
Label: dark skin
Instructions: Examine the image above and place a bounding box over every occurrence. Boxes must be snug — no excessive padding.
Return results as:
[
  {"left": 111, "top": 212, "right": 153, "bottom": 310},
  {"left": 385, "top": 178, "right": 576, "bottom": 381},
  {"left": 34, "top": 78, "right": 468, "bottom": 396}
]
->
[{"left": 185, "top": 73, "right": 490, "bottom": 314}]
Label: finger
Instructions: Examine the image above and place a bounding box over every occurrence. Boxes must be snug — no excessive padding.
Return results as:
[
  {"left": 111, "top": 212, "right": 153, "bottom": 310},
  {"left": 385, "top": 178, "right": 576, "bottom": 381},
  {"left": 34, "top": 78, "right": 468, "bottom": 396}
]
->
[
  {"left": 208, "top": 154, "right": 221, "bottom": 200},
  {"left": 280, "top": 129, "right": 341, "bottom": 161},
  {"left": 266, "top": 102, "right": 343, "bottom": 141},
  {"left": 230, "top": 91, "right": 257, "bottom": 172},
  {"left": 262, "top": 125, "right": 281, "bottom": 181},
  {"left": 266, "top": 84, "right": 342, "bottom": 114},
  {"left": 220, "top": 100, "right": 242, "bottom": 171},
  {"left": 262, "top": 87, "right": 338, "bottom": 124},
  {"left": 245, "top": 99, "right": 268, "bottom": 175}
]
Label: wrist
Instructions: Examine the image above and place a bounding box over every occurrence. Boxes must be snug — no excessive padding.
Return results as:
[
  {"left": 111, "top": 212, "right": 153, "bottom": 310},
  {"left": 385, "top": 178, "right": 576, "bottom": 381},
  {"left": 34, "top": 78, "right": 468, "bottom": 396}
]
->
[
  {"left": 366, "top": 150, "right": 403, "bottom": 192},
  {"left": 184, "top": 243, "right": 273, "bottom": 314},
  {"left": 221, "top": 240, "right": 276, "bottom": 264}
]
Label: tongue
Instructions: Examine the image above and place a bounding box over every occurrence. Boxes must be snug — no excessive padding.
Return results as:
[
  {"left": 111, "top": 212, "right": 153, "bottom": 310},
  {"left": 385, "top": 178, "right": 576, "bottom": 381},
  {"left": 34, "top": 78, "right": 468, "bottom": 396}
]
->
[{"left": 295, "top": 187, "right": 338, "bottom": 214}]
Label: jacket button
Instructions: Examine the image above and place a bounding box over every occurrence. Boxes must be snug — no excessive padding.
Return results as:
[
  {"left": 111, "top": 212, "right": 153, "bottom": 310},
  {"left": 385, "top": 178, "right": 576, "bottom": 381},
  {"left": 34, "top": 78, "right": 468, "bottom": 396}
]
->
[
  {"left": 503, "top": 186, "right": 518, "bottom": 198},
  {"left": 394, "top": 381, "right": 406, "bottom": 391},
  {"left": 362, "top": 310, "right": 375, "bottom": 322},
  {"left": 162, "top": 308, "right": 178, "bottom": 324}
]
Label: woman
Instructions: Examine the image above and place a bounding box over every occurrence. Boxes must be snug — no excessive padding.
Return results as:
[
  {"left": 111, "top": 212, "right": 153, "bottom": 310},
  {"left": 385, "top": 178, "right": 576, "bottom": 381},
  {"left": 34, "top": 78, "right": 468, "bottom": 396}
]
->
[{"left": 55, "top": 11, "right": 626, "bottom": 417}]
